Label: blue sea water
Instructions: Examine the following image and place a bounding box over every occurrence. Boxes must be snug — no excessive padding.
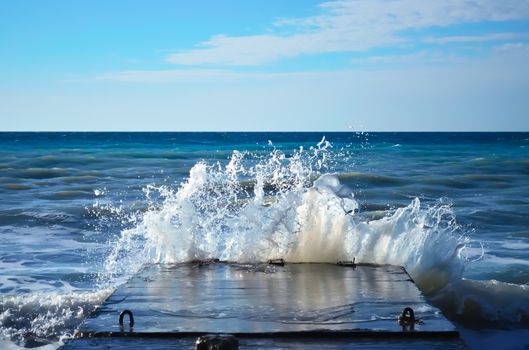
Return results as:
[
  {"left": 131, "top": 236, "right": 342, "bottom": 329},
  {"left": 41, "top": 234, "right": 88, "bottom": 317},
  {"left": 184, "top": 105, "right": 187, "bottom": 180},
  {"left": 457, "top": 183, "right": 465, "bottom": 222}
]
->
[{"left": 0, "top": 132, "right": 528, "bottom": 349}]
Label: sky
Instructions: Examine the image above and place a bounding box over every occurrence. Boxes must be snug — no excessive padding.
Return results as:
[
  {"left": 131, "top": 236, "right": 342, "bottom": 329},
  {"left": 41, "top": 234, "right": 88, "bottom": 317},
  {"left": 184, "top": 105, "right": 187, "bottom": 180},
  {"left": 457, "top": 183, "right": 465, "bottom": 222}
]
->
[{"left": 1, "top": 0, "right": 529, "bottom": 131}]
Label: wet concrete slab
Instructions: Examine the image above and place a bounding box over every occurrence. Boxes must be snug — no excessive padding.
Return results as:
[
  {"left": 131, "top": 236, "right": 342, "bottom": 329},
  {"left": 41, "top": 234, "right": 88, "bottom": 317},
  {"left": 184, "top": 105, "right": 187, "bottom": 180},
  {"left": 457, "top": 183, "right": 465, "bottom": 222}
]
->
[{"left": 61, "top": 262, "right": 465, "bottom": 349}]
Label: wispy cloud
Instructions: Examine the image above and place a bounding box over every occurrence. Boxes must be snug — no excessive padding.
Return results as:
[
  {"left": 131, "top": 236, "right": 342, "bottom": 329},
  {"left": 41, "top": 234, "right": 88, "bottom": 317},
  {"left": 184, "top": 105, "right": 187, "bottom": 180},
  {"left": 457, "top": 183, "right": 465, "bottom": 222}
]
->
[
  {"left": 496, "top": 42, "right": 529, "bottom": 51},
  {"left": 351, "top": 50, "right": 465, "bottom": 65},
  {"left": 424, "top": 32, "right": 529, "bottom": 44},
  {"left": 86, "top": 68, "right": 321, "bottom": 83},
  {"left": 351, "top": 38, "right": 529, "bottom": 66},
  {"left": 87, "top": 43, "right": 529, "bottom": 84},
  {"left": 166, "top": 0, "right": 529, "bottom": 66},
  {"left": 92, "top": 69, "right": 234, "bottom": 83}
]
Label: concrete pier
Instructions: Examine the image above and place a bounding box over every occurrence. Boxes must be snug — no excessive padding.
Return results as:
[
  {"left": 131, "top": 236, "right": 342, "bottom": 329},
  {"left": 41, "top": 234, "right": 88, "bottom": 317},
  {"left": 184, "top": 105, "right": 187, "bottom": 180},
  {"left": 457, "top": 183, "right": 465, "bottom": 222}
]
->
[{"left": 60, "top": 262, "right": 466, "bottom": 349}]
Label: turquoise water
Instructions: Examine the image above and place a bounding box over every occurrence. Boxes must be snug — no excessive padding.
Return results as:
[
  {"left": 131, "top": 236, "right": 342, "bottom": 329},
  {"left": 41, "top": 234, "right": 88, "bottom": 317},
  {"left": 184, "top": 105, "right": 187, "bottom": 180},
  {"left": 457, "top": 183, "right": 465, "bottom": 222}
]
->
[{"left": 0, "top": 132, "right": 528, "bottom": 349}]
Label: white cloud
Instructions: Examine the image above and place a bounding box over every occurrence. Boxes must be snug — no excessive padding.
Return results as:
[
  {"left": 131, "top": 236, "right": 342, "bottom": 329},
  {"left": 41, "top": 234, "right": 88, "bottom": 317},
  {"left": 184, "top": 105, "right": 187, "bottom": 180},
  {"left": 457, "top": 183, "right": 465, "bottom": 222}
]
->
[
  {"left": 351, "top": 50, "right": 464, "bottom": 65},
  {"left": 351, "top": 37, "right": 529, "bottom": 66},
  {"left": 496, "top": 42, "right": 529, "bottom": 52},
  {"left": 89, "top": 69, "right": 326, "bottom": 83},
  {"left": 86, "top": 67, "right": 340, "bottom": 84},
  {"left": 166, "top": 0, "right": 529, "bottom": 66},
  {"left": 92, "top": 69, "right": 235, "bottom": 83},
  {"left": 424, "top": 32, "right": 529, "bottom": 44},
  {"left": 88, "top": 42, "right": 529, "bottom": 84},
  {"left": 167, "top": 34, "right": 325, "bottom": 66}
]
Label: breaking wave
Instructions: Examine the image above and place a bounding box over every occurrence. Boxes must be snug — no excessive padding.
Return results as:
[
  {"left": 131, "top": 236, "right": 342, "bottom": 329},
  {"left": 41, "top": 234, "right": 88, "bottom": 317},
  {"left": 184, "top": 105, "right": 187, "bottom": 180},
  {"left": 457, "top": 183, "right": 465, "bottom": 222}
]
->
[
  {"left": 3, "top": 138, "right": 528, "bottom": 349},
  {"left": 0, "top": 289, "right": 111, "bottom": 348},
  {"left": 103, "top": 140, "right": 529, "bottom": 329}
]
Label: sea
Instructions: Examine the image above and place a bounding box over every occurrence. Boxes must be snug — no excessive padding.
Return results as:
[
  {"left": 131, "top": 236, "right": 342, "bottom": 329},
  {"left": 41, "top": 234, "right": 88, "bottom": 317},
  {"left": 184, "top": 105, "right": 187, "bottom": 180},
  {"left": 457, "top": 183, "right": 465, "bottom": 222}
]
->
[{"left": 0, "top": 132, "right": 528, "bottom": 349}]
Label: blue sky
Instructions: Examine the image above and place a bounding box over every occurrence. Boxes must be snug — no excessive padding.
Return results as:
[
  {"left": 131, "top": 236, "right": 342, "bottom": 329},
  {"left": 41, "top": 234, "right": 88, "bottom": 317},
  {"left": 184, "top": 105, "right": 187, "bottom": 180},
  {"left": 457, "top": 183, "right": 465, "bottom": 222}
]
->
[{"left": 1, "top": 0, "right": 529, "bottom": 131}]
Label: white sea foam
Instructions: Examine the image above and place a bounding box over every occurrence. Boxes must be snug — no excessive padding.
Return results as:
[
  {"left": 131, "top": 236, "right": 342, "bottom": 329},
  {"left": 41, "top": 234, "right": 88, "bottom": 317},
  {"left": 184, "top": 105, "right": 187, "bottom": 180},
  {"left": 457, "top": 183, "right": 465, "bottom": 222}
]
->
[
  {"left": 0, "top": 289, "right": 112, "bottom": 348},
  {"left": 101, "top": 145, "right": 529, "bottom": 330},
  {"left": 0, "top": 339, "right": 60, "bottom": 350},
  {"left": 106, "top": 145, "right": 465, "bottom": 294}
]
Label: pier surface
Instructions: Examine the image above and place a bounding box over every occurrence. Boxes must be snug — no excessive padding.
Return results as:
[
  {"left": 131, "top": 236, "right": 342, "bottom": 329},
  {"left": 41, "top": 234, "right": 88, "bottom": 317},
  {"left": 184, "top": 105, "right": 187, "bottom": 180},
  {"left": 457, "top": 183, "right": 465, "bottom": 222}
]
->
[{"left": 61, "top": 262, "right": 466, "bottom": 349}]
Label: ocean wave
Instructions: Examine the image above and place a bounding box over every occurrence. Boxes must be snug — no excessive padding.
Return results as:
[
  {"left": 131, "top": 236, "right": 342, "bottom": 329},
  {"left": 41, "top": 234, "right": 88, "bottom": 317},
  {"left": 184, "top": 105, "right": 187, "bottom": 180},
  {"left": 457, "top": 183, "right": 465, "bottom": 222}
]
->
[
  {"left": 338, "top": 171, "right": 407, "bottom": 186},
  {"left": 431, "top": 279, "right": 529, "bottom": 327},
  {"left": 10, "top": 168, "right": 72, "bottom": 180},
  {"left": 97, "top": 147, "right": 528, "bottom": 330},
  {"left": 38, "top": 191, "right": 94, "bottom": 200},
  {"left": 0, "top": 289, "right": 111, "bottom": 348},
  {"left": 11, "top": 155, "right": 100, "bottom": 169},
  {"left": 100, "top": 152, "right": 427, "bottom": 286},
  {"left": 3, "top": 183, "right": 32, "bottom": 191},
  {"left": 0, "top": 211, "right": 79, "bottom": 226}
]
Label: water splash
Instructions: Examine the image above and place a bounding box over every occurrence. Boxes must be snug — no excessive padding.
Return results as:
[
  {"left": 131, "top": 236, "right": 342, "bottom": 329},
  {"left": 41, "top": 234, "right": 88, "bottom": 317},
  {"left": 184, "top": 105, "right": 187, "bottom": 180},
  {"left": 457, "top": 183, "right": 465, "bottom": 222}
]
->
[
  {"left": 104, "top": 140, "right": 336, "bottom": 268},
  {"left": 106, "top": 143, "right": 464, "bottom": 287},
  {"left": 0, "top": 289, "right": 111, "bottom": 348},
  {"left": 102, "top": 143, "right": 529, "bottom": 328}
]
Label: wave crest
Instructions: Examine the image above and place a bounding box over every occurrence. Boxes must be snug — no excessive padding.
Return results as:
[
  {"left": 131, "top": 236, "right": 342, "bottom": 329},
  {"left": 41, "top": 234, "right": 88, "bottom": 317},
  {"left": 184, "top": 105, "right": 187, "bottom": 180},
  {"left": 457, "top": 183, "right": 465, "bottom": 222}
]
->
[
  {"left": 101, "top": 145, "right": 526, "bottom": 329},
  {"left": 106, "top": 147, "right": 465, "bottom": 291},
  {"left": 0, "top": 289, "right": 111, "bottom": 347}
]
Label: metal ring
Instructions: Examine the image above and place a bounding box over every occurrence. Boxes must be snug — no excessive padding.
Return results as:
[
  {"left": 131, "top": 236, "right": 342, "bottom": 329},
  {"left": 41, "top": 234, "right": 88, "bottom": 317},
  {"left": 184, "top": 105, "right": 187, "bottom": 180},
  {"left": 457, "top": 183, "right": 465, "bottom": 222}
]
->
[
  {"left": 399, "top": 307, "right": 415, "bottom": 325},
  {"left": 119, "top": 309, "right": 134, "bottom": 327}
]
